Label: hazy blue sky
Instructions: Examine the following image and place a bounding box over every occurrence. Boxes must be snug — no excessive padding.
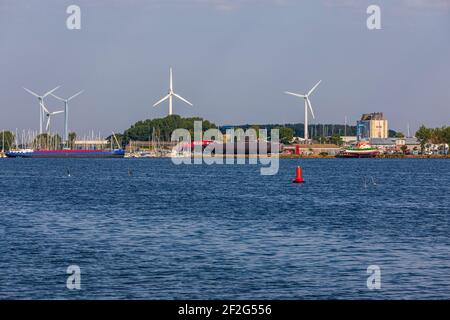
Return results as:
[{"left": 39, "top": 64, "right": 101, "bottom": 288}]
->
[{"left": 1, "top": 0, "right": 449, "bottom": 136}]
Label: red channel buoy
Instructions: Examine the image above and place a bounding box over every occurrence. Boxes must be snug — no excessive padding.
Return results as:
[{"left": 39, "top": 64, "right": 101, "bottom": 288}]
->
[{"left": 292, "top": 166, "right": 304, "bottom": 183}]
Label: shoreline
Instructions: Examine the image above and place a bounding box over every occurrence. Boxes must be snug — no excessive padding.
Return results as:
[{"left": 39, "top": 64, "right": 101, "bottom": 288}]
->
[
  {"left": 279, "top": 154, "right": 450, "bottom": 159},
  {"left": 1, "top": 152, "right": 448, "bottom": 159}
]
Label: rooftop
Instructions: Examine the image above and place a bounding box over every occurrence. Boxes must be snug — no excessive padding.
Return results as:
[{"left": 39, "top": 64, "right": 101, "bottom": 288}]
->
[
  {"left": 369, "top": 137, "right": 419, "bottom": 145},
  {"left": 361, "top": 112, "right": 385, "bottom": 121}
]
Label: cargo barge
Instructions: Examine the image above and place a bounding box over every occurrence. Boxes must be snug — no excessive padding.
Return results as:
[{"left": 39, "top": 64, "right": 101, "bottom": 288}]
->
[{"left": 5, "top": 149, "right": 125, "bottom": 158}]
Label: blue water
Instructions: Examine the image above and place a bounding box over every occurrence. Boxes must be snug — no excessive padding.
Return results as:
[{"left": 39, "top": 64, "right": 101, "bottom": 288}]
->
[{"left": 0, "top": 158, "right": 449, "bottom": 299}]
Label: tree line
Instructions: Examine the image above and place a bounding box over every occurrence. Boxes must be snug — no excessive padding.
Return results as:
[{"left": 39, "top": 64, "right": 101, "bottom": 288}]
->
[
  {"left": 415, "top": 125, "right": 450, "bottom": 151},
  {"left": 118, "top": 116, "right": 355, "bottom": 146},
  {"left": 0, "top": 131, "right": 78, "bottom": 151},
  {"left": 0, "top": 131, "right": 14, "bottom": 151},
  {"left": 121, "top": 115, "right": 217, "bottom": 143},
  {"left": 5, "top": 119, "right": 446, "bottom": 151}
]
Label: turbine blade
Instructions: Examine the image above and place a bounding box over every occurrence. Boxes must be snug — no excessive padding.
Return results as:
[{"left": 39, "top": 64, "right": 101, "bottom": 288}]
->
[
  {"left": 153, "top": 94, "right": 170, "bottom": 107},
  {"left": 173, "top": 93, "right": 193, "bottom": 106},
  {"left": 307, "top": 80, "right": 322, "bottom": 96},
  {"left": 170, "top": 68, "right": 173, "bottom": 91},
  {"left": 41, "top": 104, "right": 49, "bottom": 114},
  {"left": 43, "top": 86, "right": 61, "bottom": 98},
  {"left": 285, "top": 91, "right": 305, "bottom": 98},
  {"left": 50, "top": 93, "right": 65, "bottom": 102},
  {"left": 46, "top": 117, "right": 51, "bottom": 132},
  {"left": 307, "top": 98, "right": 315, "bottom": 119},
  {"left": 23, "top": 87, "right": 40, "bottom": 98},
  {"left": 52, "top": 111, "right": 64, "bottom": 115},
  {"left": 68, "top": 90, "right": 84, "bottom": 101}
]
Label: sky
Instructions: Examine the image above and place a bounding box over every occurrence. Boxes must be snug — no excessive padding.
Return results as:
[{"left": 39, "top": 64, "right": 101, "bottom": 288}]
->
[{"left": 0, "top": 0, "right": 449, "bottom": 137}]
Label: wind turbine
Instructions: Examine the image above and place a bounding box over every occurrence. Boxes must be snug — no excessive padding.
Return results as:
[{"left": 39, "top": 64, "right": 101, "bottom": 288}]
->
[
  {"left": 42, "top": 105, "right": 64, "bottom": 133},
  {"left": 285, "top": 80, "right": 321, "bottom": 141},
  {"left": 23, "top": 86, "right": 61, "bottom": 134},
  {"left": 51, "top": 90, "right": 83, "bottom": 144},
  {"left": 153, "top": 68, "right": 193, "bottom": 115}
]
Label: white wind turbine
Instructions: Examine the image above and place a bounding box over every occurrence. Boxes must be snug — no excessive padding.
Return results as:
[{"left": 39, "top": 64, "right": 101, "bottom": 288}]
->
[
  {"left": 51, "top": 90, "right": 83, "bottom": 144},
  {"left": 153, "top": 68, "right": 193, "bottom": 115},
  {"left": 42, "top": 105, "right": 64, "bottom": 133},
  {"left": 23, "top": 86, "right": 61, "bottom": 134},
  {"left": 285, "top": 80, "right": 322, "bottom": 141}
]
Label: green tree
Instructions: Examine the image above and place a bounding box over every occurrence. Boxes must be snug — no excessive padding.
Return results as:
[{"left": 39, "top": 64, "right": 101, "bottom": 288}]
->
[
  {"left": 395, "top": 132, "right": 405, "bottom": 138},
  {"left": 250, "top": 124, "right": 260, "bottom": 139},
  {"left": 232, "top": 127, "right": 244, "bottom": 142},
  {"left": 53, "top": 134, "right": 62, "bottom": 148},
  {"left": 317, "top": 135, "right": 326, "bottom": 144},
  {"left": 106, "top": 133, "right": 124, "bottom": 148},
  {"left": 68, "top": 132, "right": 77, "bottom": 149},
  {"left": 275, "top": 126, "right": 294, "bottom": 144},
  {"left": 430, "top": 127, "right": 447, "bottom": 144},
  {"left": 400, "top": 145, "right": 408, "bottom": 154},
  {"left": 123, "top": 115, "right": 216, "bottom": 143},
  {"left": 415, "top": 125, "right": 432, "bottom": 153},
  {"left": 444, "top": 126, "right": 450, "bottom": 145},
  {"left": 34, "top": 134, "right": 49, "bottom": 149},
  {"left": 33, "top": 133, "right": 62, "bottom": 150},
  {"left": 0, "top": 130, "right": 15, "bottom": 151},
  {"left": 329, "top": 134, "right": 343, "bottom": 146},
  {"left": 388, "top": 130, "right": 398, "bottom": 138}
]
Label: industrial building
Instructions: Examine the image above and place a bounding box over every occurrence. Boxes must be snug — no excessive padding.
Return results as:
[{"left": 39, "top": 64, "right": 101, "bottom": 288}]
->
[{"left": 357, "top": 112, "right": 389, "bottom": 140}]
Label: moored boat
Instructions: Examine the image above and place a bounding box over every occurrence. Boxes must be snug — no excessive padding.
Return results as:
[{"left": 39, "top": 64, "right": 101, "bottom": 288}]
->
[{"left": 336, "top": 141, "right": 379, "bottom": 158}]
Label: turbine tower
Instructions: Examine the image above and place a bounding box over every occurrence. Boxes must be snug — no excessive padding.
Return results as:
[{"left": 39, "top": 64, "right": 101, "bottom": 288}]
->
[
  {"left": 23, "top": 86, "right": 61, "bottom": 134},
  {"left": 285, "top": 80, "right": 321, "bottom": 141},
  {"left": 42, "top": 105, "right": 64, "bottom": 133},
  {"left": 51, "top": 90, "right": 83, "bottom": 144},
  {"left": 153, "top": 68, "right": 193, "bottom": 115}
]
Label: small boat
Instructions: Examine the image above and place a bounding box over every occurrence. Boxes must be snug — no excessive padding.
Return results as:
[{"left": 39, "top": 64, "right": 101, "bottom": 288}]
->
[{"left": 336, "top": 141, "right": 379, "bottom": 158}]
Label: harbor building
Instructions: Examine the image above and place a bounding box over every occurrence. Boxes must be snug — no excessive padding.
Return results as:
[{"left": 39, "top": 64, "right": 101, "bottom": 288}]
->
[
  {"left": 357, "top": 112, "right": 388, "bottom": 140},
  {"left": 341, "top": 136, "right": 358, "bottom": 145},
  {"left": 369, "top": 137, "right": 423, "bottom": 154}
]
